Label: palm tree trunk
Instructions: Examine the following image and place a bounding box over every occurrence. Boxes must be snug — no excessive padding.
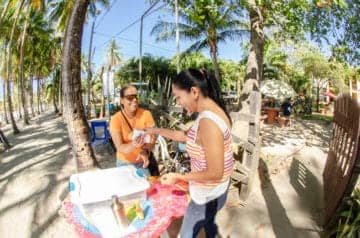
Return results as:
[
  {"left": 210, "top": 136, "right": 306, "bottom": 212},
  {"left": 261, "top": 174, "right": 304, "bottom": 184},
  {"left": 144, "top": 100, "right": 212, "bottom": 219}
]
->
[
  {"left": 62, "top": 0, "right": 99, "bottom": 171},
  {"left": 87, "top": 20, "right": 95, "bottom": 117},
  {"left": 0, "top": 0, "right": 11, "bottom": 26},
  {"left": 17, "top": 83, "right": 22, "bottom": 119},
  {"left": 2, "top": 81, "right": 9, "bottom": 124},
  {"left": 210, "top": 49, "right": 221, "bottom": 81},
  {"left": 6, "top": 79, "right": 20, "bottom": 134},
  {"left": 39, "top": 78, "right": 44, "bottom": 112},
  {"left": 5, "top": 0, "right": 25, "bottom": 133},
  {"left": 99, "top": 66, "right": 105, "bottom": 118},
  {"left": 58, "top": 76, "right": 63, "bottom": 115},
  {"left": 29, "top": 74, "right": 35, "bottom": 117},
  {"left": 19, "top": 10, "right": 31, "bottom": 124},
  {"left": 208, "top": 30, "right": 221, "bottom": 81},
  {"left": 37, "top": 78, "right": 40, "bottom": 114},
  {"left": 232, "top": 0, "right": 264, "bottom": 200},
  {"left": 316, "top": 83, "right": 320, "bottom": 112},
  {"left": 53, "top": 92, "right": 59, "bottom": 114}
]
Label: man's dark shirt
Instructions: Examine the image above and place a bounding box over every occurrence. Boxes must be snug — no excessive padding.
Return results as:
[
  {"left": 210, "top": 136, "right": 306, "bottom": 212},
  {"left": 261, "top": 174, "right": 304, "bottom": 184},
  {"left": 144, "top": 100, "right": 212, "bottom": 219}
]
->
[{"left": 281, "top": 102, "right": 292, "bottom": 116}]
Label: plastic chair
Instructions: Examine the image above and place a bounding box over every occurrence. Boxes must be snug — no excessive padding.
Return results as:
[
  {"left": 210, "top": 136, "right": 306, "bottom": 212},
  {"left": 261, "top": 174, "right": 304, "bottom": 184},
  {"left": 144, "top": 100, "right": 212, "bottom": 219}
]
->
[{"left": 90, "top": 121, "right": 110, "bottom": 147}]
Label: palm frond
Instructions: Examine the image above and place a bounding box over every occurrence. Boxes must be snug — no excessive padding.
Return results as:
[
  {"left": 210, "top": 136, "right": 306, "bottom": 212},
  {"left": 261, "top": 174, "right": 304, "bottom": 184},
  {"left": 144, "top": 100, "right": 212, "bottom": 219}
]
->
[
  {"left": 183, "top": 39, "right": 208, "bottom": 55},
  {"left": 217, "top": 29, "right": 249, "bottom": 42},
  {"left": 151, "top": 21, "right": 176, "bottom": 38}
]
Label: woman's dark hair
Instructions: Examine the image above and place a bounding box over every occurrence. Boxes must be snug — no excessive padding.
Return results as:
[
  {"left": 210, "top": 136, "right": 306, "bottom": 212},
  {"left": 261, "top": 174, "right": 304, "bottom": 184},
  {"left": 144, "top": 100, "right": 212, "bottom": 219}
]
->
[
  {"left": 172, "top": 68, "right": 231, "bottom": 124},
  {"left": 119, "top": 85, "right": 135, "bottom": 98}
]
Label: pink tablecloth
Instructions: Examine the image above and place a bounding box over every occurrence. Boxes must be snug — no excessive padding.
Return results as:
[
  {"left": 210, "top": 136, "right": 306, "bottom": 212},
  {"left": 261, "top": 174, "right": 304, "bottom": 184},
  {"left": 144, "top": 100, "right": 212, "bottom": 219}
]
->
[{"left": 61, "top": 181, "right": 189, "bottom": 238}]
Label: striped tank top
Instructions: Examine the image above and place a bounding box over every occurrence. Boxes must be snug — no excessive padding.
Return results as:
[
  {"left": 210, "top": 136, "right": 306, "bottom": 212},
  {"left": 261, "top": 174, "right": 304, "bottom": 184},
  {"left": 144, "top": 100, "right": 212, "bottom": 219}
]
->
[{"left": 186, "top": 110, "right": 234, "bottom": 204}]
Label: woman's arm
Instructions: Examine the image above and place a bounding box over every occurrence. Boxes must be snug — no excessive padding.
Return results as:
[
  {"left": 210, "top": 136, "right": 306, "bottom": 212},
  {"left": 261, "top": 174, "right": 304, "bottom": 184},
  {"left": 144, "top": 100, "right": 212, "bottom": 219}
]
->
[
  {"left": 146, "top": 127, "right": 187, "bottom": 142},
  {"left": 110, "top": 130, "right": 143, "bottom": 154},
  {"left": 161, "top": 118, "right": 225, "bottom": 184}
]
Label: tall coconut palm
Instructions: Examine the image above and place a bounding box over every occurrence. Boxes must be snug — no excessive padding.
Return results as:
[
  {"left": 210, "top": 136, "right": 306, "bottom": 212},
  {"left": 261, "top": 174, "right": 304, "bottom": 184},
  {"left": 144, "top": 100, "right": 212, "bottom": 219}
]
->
[
  {"left": 46, "top": 64, "right": 60, "bottom": 113},
  {"left": 104, "top": 39, "right": 122, "bottom": 115},
  {"left": 18, "top": 2, "right": 47, "bottom": 123},
  {"left": 0, "top": 0, "right": 16, "bottom": 26},
  {"left": 50, "top": 0, "right": 109, "bottom": 119},
  {"left": 1, "top": 0, "right": 45, "bottom": 129},
  {"left": 18, "top": 10, "right": 32, "bottom": 124},
  {"left": 0, "top": 14, "right": 12, "bottom": 124},
  {"left": 5, "top": 1, "right": 25, "bottom": 134},
  {"left": 61, "top": 0, "right": 100, "bottom": 171},
  {"left": 151, "top": 0, "right": 248, "bottom": 80}
]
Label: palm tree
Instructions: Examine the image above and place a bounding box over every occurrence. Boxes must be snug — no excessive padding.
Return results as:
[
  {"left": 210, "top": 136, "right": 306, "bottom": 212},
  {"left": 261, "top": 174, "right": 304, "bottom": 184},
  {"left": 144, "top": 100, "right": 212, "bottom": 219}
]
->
[
  {"left": 151, "top": 0, "right": 248, "bottom": 80},
  {"left": 49, "top": 0, "right": 109, "bottom": 32},
  {"left": 46, "top": 64, "right": 60, "bottom": 113},
  {"left": 0, "top": 21, "right": 10, "bottom": 124},
  {"left": 0, "top": 0, "right": 16, "bottom": 26},
  {"left": 4, "top": 0, "right": 25, "bottom": 134},
  {"left": 104, "top": 39, "right": 122, "bottom": 114},
  {"left": 61, "top": 0, "right": 99, "bottom": 171},
  {"left": 50, "top": 0, "right": 109, "bottom": 120},
  {"left": 18, "top": 10, "right": 32, "bottom": 124},
  {"left": 18, "top": 2, "right": 48, "bottom": 123}
]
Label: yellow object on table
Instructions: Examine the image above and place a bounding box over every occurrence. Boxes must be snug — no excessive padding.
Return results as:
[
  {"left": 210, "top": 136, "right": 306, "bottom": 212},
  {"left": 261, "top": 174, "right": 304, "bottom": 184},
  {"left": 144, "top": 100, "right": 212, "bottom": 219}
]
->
[
  {"left": 125, "top": 200, "right": 145, "bottom": 222},
  {"left": 135, "top": 201, "right": 144, "bottom": 220}
]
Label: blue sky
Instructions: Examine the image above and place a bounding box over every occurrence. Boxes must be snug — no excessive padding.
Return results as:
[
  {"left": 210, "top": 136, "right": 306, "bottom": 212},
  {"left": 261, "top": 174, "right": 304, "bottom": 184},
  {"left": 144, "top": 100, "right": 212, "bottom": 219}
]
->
[
  {"left": 0, "top": 0, "right": 244, "bottom": 101},
  {"left": 82, "top": 0, "right": 244, "bottom": 73}
]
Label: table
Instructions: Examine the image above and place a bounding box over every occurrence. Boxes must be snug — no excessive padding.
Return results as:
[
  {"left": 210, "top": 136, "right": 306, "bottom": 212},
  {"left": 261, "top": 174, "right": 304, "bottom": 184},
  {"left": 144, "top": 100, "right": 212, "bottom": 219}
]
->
[
  {"left": 264, "top": 107, "right": 280, "bottom": 124},
  {"left": 61, "top": 180, "right": 189, "bottom": 238}
]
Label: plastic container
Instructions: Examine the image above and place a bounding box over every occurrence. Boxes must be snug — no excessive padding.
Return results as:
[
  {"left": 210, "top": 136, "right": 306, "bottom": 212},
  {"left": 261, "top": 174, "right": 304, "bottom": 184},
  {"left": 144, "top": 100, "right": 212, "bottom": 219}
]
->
[
  {"left": 69, "top": 166, "right": 151, "bottom": 238},
  {"left": 69, "top": 166, "right": 150, "bottom": 205}
]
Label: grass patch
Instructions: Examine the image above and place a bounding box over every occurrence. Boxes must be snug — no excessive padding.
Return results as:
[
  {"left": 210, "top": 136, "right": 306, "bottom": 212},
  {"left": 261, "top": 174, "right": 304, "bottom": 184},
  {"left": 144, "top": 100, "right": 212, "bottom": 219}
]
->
[{"left": 300, "top": 113, "right": 333, "bottom": 123}]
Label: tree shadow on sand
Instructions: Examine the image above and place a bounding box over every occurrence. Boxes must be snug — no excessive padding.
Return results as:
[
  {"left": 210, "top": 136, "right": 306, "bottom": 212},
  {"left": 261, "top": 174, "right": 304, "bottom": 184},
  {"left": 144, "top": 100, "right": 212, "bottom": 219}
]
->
[
  {"left": 0, "top": 112, "right": 77, "bottom": 237},
  {"left": 288, "top": 158, "right": 323, "bottom": 227},
  {"left": 258, "top": 159, "right": 299, "bottom": 238},
  {"left": 261, "top": 118, "right": 332, "bottom": 153}
]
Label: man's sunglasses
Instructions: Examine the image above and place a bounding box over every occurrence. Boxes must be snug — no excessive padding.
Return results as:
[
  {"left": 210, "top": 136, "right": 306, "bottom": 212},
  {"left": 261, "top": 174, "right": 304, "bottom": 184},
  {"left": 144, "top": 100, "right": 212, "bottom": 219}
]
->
[{"left": 123, "top": 94, "right": 138, "bottom": 101}]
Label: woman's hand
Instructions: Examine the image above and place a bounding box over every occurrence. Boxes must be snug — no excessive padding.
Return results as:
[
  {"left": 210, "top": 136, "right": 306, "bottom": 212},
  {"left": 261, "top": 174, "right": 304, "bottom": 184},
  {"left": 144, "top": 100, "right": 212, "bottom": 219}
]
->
[
  {"left": 160, "top": 173, "right": 179, "bottom": 185},
  {"left": 136, "top": 150, "right": 149, "bottom": 168},
  {"left": 132, "top": 134, "right": 145, "bottom": 148}
]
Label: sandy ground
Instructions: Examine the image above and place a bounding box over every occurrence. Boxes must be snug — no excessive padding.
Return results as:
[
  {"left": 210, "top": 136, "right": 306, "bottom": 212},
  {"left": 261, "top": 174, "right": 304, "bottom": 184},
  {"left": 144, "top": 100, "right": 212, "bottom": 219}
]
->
[
  {"left": 0, "top": 112, "right": 332, "bottom": 238},
  {"left": 218, "top": 119, "right": 331, "bottom": 238}
]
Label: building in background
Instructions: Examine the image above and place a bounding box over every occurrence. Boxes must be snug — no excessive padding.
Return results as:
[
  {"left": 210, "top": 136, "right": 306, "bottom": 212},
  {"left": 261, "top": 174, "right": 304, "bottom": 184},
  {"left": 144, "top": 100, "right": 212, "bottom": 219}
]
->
[{"left": 349, "top": 78, "right": 360, "bottom": 104}]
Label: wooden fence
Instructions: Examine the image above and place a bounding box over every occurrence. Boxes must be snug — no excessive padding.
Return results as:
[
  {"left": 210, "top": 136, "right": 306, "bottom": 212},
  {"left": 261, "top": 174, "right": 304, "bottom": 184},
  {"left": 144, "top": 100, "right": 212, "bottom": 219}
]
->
[{"left": 323, "top": 94, "right": 360, "bottom": 226}]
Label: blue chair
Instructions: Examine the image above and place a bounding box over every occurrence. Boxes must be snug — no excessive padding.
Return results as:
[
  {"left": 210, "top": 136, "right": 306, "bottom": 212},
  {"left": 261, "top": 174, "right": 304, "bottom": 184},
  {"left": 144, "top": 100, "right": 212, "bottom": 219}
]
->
[{"left": 90, "top": 121, "right": 111, "bottom": 147}]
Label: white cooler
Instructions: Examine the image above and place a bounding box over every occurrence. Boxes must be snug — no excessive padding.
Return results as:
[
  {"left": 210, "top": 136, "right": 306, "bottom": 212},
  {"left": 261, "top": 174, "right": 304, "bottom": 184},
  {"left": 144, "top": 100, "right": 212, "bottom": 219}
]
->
[{"left": 69, "top": 166, "right": 150, "bottom": 238}]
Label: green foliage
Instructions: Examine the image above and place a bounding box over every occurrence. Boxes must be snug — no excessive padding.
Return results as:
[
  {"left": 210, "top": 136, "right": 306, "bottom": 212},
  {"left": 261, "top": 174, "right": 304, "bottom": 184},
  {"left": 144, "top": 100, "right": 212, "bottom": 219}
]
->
[
  {"left": 151, "top": 0, "right": 248, "bottom": 80},
  {"left": 49, "top": 0, "right": 110, "bottom": 32},
  {"left": 178, "top": 52, "right": 212, "bottom": 70},
  {"left": 115, "top": 55, "right": 176, "bottom": 104},
  {"left": 305, "top": 0, "right": 359, "bottom": 65},
  {"left": 218, "top": 59, "right": 245, "bottom": 90},
  {"left": 328, "top": 188, "right": 360, "bottom": 238}
]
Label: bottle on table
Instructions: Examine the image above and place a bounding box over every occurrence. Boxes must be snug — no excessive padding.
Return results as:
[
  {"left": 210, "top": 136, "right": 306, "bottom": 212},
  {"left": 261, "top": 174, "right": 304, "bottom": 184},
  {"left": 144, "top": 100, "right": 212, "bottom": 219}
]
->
[{"left": 111, "top": 195, "right": 129, "bottom": 228}]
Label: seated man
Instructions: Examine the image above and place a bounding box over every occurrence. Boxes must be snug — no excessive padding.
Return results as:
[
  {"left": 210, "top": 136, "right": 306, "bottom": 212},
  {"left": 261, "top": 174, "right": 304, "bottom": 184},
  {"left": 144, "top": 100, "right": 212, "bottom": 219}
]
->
[{"left": 279, "top": 98, "right": 292, "bottom": 127}]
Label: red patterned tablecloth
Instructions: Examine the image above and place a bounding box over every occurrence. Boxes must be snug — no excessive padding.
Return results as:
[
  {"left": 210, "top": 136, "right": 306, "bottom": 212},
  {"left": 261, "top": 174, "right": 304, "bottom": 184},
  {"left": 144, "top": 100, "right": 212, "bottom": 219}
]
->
[{"left": 61, "top": 180, "right": 189, "bottom": 238}]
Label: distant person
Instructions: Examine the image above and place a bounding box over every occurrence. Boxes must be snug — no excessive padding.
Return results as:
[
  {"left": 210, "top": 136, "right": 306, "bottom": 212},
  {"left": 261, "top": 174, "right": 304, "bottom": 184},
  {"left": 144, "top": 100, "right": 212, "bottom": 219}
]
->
[
  {"left": 279, "top": 98, "right": 292, "bottom": 126},
  {"left": 109, "top": 85, "right": 158, "bottom": 177},
  {"left": 0, "top": 123, "right": 11, "bottom": 151},
  {"left": 108, "top": 102, "right": 115, "bottom": 115}
]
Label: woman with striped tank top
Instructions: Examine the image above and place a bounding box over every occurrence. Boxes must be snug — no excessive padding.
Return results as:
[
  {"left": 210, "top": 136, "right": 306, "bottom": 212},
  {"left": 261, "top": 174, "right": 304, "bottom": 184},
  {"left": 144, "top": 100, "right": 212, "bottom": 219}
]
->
[{"left": 146, "top": 69, "right": 234, "bottom": 237}]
